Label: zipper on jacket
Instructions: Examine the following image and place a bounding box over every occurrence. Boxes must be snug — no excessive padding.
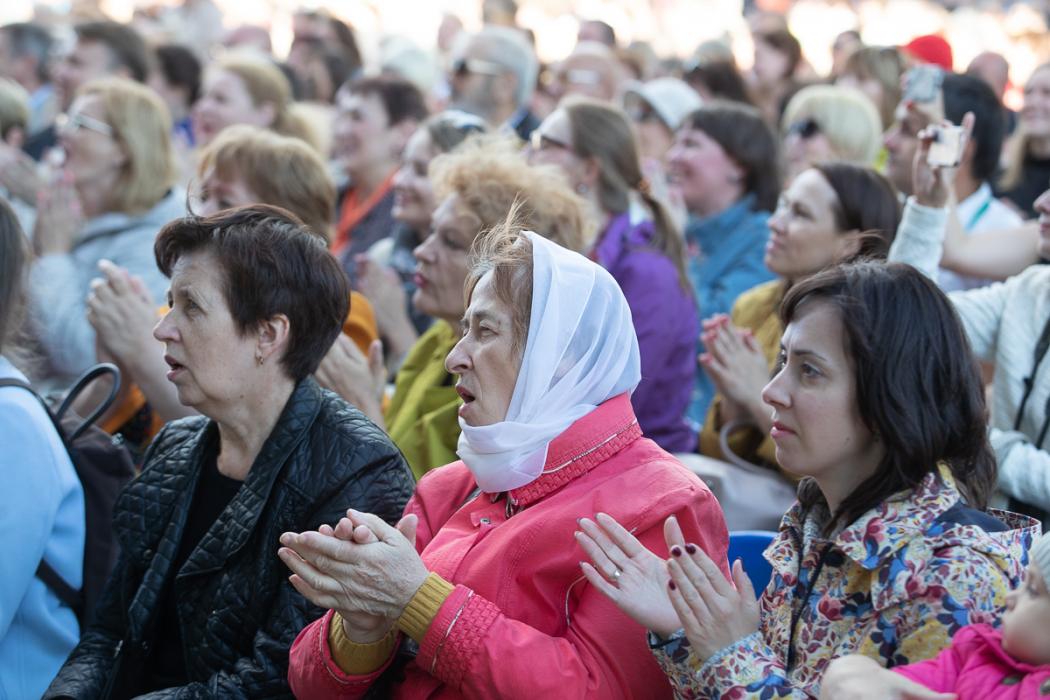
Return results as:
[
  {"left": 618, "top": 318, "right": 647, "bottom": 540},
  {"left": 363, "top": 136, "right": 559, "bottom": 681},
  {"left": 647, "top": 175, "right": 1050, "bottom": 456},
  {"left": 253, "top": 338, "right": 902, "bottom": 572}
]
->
[{"left": 786, "top": 544, "right": 830, "bottom": 672}]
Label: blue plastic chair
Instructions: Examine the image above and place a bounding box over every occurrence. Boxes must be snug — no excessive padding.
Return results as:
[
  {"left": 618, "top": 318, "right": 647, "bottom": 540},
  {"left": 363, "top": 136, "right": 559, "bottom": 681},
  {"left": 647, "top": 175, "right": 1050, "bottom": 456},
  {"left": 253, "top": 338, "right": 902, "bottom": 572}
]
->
[{"left": 728, "top": 530, "right": 776, "bottom": 593}]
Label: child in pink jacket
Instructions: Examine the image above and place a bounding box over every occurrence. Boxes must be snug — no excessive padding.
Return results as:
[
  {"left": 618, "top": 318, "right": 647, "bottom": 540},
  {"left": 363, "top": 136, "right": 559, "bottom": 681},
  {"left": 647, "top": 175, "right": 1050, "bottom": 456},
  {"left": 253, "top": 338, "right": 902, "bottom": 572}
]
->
[{"left": 820, "top": 530, "right": 1050, "bottom": 699}]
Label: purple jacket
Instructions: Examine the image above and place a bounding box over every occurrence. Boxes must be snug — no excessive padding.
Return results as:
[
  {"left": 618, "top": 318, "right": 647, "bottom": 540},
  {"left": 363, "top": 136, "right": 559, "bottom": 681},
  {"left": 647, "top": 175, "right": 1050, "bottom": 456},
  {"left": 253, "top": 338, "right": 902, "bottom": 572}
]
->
[{"left": 594, "top": 213, "right": 698, "bottom": 452}]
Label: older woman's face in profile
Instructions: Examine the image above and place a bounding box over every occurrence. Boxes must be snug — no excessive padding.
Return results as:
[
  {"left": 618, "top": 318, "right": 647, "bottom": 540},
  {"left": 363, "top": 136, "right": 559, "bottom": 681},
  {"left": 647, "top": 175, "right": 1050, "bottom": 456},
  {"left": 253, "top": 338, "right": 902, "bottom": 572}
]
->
[
  {"left": 192, "top": 69, "right": 271, "bottom": 147},
  {"left": 444, "top": 272, "right": 521, "bottom": 426},
  {"left": 412, "top": 195, "right": 476, "bottom": 324},
  {"left": 153, "top": 249, "right": 262, "bottom": 413}
]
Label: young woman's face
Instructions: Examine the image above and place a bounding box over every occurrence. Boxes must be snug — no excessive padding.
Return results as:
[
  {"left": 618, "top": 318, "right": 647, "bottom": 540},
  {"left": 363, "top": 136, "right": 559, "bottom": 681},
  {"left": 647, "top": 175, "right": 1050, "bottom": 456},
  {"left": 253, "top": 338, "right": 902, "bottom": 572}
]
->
[
  {"left": 444, "top": 271, "right": 522, "bottom": 427},
  {"left": 192, "top": 69, "right": 272, "bottom": 146},
  {"left": 1021, "top": 66, "right": 1050, "bottom": 140},
  {"left": 412, "top": 194, "right": 476, "bottom": 325},
  {"left": 753, "top": 39, "right": 791, "bottom": 85},
  {"left": 766, "top": 169, "right": 852, "bottom": 280},
  {"left": 761, "top": 300, "right": 884, "bottom": 501},
  {"left": 392, "top": 129, "right": 438, "bottom": 232},
  {"left": 1002, "top": 565, "right": 1050, "bottom": 666},
  {"left": 667, "top": 126, "right": 744, "bottom": 217}
]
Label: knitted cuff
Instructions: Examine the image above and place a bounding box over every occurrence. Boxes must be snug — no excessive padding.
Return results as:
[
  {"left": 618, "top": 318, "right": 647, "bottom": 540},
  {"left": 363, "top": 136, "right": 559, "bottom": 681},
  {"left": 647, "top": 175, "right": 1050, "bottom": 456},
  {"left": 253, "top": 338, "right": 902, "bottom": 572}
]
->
[
  {"left": 328, "top": 613, "right": 398, "bottom": 675},
  {"left": 397, "top": 572, "right": 456, "bottom": 642}
]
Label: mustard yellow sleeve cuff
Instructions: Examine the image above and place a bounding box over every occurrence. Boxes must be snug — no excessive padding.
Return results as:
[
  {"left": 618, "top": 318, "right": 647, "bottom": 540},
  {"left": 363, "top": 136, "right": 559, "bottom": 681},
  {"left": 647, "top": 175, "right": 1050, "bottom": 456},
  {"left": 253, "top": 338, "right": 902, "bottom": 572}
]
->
[
  {"left": 328, "top": 613, "right": 399, "bottom": 675},
  {"left": 397, "top": 572, "right": 455, "bottom": 642}
]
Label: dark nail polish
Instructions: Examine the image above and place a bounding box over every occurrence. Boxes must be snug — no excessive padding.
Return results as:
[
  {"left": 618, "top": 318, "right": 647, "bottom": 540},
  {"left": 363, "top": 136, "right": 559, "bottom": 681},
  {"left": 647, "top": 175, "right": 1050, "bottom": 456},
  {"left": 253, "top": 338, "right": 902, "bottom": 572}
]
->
[
  {"left": 668, "top": 580, "right": 677, "bottom": 591},
  {"left": 670, "top": 546, "right": 682, "bottom": 557},
  {"left": 685, "top": 544, "right": 697, "bottom": 555}
]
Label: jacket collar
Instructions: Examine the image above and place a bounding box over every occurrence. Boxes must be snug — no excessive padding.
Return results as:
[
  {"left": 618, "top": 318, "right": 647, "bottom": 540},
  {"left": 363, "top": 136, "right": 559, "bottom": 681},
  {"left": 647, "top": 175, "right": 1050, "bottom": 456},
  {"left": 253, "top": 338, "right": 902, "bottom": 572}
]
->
[
  {"left": 179, "top": 377, "right": 323, "bottom": 577},
  {"left": 769, "top": 465, "right": 1039, "bottom": 610},
  {"left": 506, "top": 393, "right": 641, "bottom": 510},
  {"left": 685, "top": 194, "right": 758, "bottom": 249}
]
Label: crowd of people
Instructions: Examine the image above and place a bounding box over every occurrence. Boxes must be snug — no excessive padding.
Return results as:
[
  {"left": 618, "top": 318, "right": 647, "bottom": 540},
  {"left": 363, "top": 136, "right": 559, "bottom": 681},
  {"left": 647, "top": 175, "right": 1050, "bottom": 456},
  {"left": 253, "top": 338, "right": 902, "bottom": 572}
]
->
[{"left": 2, "top": 0, "right": 1050, "bottom": 697}]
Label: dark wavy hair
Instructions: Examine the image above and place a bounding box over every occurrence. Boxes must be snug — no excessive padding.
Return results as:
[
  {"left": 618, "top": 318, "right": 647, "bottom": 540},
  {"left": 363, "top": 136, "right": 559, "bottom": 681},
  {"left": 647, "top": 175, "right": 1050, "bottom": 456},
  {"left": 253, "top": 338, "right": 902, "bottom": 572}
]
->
[{"left": 781, "top": 261, "right": 996, "bottom": 533}]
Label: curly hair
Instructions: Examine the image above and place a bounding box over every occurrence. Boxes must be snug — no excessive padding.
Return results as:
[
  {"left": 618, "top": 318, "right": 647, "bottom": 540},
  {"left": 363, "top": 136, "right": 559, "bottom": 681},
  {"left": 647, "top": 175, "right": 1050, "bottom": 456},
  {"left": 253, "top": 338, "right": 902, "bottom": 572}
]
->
[{"left": 429, "top": 135, "right": 591, "bottom": 253}]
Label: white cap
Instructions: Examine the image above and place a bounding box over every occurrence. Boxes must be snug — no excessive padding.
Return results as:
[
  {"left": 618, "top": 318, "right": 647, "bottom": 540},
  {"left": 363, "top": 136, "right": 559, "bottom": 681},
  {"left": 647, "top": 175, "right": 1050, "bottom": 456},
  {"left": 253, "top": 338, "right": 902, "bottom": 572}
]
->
[{"left": 623, "top": 77, "right": 703, "bottom": 131}]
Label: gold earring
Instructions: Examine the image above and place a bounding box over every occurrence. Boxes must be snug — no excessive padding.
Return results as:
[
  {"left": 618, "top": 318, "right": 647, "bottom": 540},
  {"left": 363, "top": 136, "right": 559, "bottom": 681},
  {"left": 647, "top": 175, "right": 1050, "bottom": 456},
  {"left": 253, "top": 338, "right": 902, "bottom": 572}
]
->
[{"left": 255, "top": 353, "right": 264, "bottom": 366}]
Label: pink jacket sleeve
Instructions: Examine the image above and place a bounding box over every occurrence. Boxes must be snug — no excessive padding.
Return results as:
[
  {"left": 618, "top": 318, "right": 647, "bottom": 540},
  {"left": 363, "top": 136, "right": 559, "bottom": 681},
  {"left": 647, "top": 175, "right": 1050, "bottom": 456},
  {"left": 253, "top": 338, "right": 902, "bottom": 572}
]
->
[
  {"left": 286, "top": 470, "right": 466, "bottom": 698},
  {"left": 410, "top": 493, "right": 729, "bottom": 699},
  {"left": 891, "top": 624, "right": 980, "bottom": 692}
]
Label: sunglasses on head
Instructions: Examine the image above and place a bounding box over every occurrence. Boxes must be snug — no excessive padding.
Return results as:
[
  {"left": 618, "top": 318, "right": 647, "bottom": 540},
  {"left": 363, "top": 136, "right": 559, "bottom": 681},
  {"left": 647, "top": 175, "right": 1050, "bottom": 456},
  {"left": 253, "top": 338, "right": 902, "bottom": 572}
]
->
[{"left": 787, "top": 117, "right": 821, "bottom": 140}]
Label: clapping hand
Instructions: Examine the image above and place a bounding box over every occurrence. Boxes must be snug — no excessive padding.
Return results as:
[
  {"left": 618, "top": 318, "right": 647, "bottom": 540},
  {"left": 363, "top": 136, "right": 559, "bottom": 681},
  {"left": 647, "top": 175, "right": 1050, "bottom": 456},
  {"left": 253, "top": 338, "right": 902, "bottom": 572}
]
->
[
  {"left": 699, "top": 315, "right": 769, "bottom": 428},
  {"left": 33, "top": 169, "right": 83, "bottom": 256},
  {"left": 86, "top": 259, "right": 159, "bottom": 367},
  {"left": 576, "top": 513, "right": 689, "bottom": 638},
  {"left": 315, "top": 334, "right": 386, "bottom": 426},
  {"left": 278, "top": 510, "right": 429, "bottom": 643}
]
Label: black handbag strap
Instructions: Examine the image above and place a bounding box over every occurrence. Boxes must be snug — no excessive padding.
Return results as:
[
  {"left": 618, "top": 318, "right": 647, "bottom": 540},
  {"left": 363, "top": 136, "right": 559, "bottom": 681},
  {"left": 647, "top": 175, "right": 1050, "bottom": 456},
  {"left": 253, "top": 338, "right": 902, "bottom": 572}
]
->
[{"left": 1015, "top": 314, "right": 1050, "bottom": 433}]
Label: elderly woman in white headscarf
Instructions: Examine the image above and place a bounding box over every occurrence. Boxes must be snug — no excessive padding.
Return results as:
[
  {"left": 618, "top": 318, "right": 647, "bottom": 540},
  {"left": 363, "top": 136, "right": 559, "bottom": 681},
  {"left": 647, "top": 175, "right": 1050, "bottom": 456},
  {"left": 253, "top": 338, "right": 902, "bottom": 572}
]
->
[{"left": 279, "top": 217, "right": 730, "bottom": 698}]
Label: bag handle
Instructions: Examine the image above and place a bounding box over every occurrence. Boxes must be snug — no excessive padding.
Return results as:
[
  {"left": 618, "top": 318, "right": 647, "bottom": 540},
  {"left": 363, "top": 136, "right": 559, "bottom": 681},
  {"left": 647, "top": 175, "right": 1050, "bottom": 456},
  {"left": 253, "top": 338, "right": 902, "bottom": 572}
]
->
[{"left": 56, "top": 363, "right": 122, "bottom": 441}]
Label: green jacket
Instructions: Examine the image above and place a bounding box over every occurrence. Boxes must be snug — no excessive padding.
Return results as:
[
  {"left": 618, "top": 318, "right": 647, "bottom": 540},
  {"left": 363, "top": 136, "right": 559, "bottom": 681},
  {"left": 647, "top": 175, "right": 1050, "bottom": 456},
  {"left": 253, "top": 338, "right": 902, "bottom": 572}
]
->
[{"left": 385, "top": 321, "right": 461, "bottom": 480}]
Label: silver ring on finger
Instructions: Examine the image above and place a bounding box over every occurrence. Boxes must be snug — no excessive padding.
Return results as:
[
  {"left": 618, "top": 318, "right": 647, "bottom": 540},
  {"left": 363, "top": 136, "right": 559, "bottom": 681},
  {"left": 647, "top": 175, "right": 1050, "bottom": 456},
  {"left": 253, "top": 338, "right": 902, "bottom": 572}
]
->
[{"left": 611, "top": 568, "right": 622, "bottom": 582}]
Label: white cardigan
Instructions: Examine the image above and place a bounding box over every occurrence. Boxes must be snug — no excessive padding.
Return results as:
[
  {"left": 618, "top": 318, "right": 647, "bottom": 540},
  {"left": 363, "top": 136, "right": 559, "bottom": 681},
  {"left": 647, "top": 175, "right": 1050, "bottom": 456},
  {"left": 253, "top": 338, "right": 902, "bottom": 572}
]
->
[{"left": 889, "top": 198, "right": 1050, "bottom": 509}]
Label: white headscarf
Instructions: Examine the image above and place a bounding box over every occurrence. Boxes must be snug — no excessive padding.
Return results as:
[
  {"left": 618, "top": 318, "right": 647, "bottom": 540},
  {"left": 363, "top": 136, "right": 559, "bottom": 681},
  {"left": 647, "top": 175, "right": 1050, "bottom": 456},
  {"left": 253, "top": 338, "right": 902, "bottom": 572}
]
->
[{"left": 456, "top": 231, "right": 641, "bottom": 493}]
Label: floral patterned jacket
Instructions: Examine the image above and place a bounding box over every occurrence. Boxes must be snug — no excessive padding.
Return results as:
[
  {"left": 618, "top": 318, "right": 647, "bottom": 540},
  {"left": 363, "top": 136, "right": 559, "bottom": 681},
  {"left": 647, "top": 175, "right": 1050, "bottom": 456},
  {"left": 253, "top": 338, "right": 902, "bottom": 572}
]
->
[{"left": 652, "top": 467, "right": 1040, "bottom": 699}]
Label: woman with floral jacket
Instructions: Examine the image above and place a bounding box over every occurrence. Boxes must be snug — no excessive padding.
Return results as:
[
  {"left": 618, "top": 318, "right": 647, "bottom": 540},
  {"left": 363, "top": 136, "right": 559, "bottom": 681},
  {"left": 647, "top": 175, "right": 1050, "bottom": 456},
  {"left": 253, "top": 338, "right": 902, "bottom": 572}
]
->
[{"left": 580, "top": 262, "right": 1039, "bottom": 699}]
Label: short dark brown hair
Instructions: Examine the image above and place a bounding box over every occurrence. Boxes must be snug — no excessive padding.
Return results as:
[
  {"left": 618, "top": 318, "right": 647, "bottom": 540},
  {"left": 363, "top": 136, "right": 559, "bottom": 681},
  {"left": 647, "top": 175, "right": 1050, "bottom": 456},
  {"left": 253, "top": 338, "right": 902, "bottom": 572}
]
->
[
  {"left": 683, "top": 101, "right": 781, "bottom": 212},
  {"left": 74, "top": 21, "right": 149, "bottom": 83},
  {"left": 155, "top": 205, "right": 350, "bottom": 381},
  {"left": 344, "top": 75, "right": 428, "bottom": 125}
]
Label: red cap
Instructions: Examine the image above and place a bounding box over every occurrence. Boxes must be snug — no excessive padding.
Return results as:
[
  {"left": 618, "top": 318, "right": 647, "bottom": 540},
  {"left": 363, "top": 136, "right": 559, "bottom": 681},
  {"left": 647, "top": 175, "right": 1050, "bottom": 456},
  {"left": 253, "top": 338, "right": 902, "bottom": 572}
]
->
[{"left": 903, "top": 34, "right": 954, "bottom": 71}]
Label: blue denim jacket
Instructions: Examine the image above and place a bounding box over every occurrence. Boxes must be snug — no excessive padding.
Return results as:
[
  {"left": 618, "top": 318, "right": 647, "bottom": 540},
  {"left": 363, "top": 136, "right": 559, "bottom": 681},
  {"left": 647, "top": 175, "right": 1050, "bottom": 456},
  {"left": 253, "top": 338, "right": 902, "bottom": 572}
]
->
[{"left": 684, "top": 195, "right": 775, "bottom": 427}]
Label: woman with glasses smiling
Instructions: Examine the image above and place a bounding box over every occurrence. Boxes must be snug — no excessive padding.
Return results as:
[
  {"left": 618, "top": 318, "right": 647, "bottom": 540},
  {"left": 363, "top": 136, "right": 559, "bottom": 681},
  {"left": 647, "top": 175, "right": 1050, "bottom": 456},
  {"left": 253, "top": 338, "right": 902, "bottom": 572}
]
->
[{"left": 28, "top": 77, "right": 184, "bottom": 389}]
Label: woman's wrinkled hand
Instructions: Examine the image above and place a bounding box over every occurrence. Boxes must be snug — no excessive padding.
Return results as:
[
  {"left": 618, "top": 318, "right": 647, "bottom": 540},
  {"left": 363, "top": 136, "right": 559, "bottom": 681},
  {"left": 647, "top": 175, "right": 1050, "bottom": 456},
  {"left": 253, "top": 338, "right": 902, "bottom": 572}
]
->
[
  {"left": 86, "top": 259, "right": 159, "bottom": 367},
  {"left": 912, "top": 109, "right": 974, "bottom": 210},
  {"left": 576, "top": 513, "right": 688, "bottom": 638},
  {"left": 699, "top": 315, "right": 769, "bottom": 426},
  {"left": 33, "top": 169, "right": 83, "bottom": 256},
  {"left": 278, "top": 510, "right": 429, "bottom": 637},
  {"left": 666, "top": 545, "right": 760, "bottom": 660},
  {"left": 315, "top": 334, "right": 386, "bottom": 426},
  {"left": 819, "top": 655, "right": 957, "bottom": 700}
]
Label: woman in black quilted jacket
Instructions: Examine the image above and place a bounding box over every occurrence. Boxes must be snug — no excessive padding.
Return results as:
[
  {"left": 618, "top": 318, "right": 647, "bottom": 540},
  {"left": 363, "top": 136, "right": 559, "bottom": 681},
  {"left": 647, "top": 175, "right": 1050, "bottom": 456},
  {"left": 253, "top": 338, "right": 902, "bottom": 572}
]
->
[{"left": 44, "top": 205, "right": 414, "bottom": 699}]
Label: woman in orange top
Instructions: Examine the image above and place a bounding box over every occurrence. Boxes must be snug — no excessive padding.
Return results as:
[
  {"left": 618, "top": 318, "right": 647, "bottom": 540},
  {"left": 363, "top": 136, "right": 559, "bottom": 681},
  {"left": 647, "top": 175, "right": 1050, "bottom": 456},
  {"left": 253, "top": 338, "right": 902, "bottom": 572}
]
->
[{"left": 86, "top": 126, "right": 377, "bottom": 454}]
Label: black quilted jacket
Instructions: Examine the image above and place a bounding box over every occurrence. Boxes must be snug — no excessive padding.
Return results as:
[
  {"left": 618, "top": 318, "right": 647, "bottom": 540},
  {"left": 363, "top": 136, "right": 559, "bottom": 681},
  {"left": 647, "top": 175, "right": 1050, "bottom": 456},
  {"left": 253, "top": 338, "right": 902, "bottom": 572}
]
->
[{"left": 44, "top": 378, "right": 414, "bottom": 699}]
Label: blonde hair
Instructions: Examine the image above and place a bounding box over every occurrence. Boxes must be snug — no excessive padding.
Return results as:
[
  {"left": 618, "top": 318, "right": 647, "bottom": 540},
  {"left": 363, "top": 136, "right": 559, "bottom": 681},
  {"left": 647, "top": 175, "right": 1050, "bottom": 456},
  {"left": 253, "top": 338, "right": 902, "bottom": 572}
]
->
[
  {"left": 0, "top": 78, "right": 28, "bottom": 138},
  {"left": 430, "top": 135, "right": 591, "bottom": 253},
  {"left": 215, "top": 53, "right": 321, "bottom": 152},
  {"left": 196, "top": 125, "right": 336, "bottom": 240},
  {"left": 782, "top": 84, "right": 883, "bottom": 168},
  {"left": 78, "top": 78, "right": 175, "bottom": 214},
  {"left": 1000, "top": 62, "right": 1050, "bottom": 192},
  {"left": 842, "top": 46, "right": 906, "bottom": 128}
]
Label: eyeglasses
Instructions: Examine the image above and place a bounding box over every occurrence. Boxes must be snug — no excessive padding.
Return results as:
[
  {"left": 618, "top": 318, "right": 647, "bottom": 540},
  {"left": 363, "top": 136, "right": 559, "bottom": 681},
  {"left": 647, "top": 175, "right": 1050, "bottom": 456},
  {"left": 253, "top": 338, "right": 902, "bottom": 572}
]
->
[
  {"left": 452, "top": 57, "right": 505, "bottom": 79},
  {"left": 529, "top": 129, "right": 572, "bottom": 152},
  {"left": 437, "top": 109, "right": 489, "bottom": 135},
  {"left": 786, "top": 117, "right": 821, "bottom": 140},
  {"left": 56, "top": 112, "right": 114, "bottom": 137}
]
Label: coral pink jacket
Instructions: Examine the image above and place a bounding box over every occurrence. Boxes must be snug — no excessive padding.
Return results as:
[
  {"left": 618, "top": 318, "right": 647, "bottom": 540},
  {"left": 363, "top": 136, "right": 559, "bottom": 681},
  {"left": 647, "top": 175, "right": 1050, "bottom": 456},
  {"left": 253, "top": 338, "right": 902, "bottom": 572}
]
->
[
  {"left": 894, "top": 624, "right": 1050, "bottom": 698},
  {"left": 287, "top": 393, "right": 729, "bottom": 699}
]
